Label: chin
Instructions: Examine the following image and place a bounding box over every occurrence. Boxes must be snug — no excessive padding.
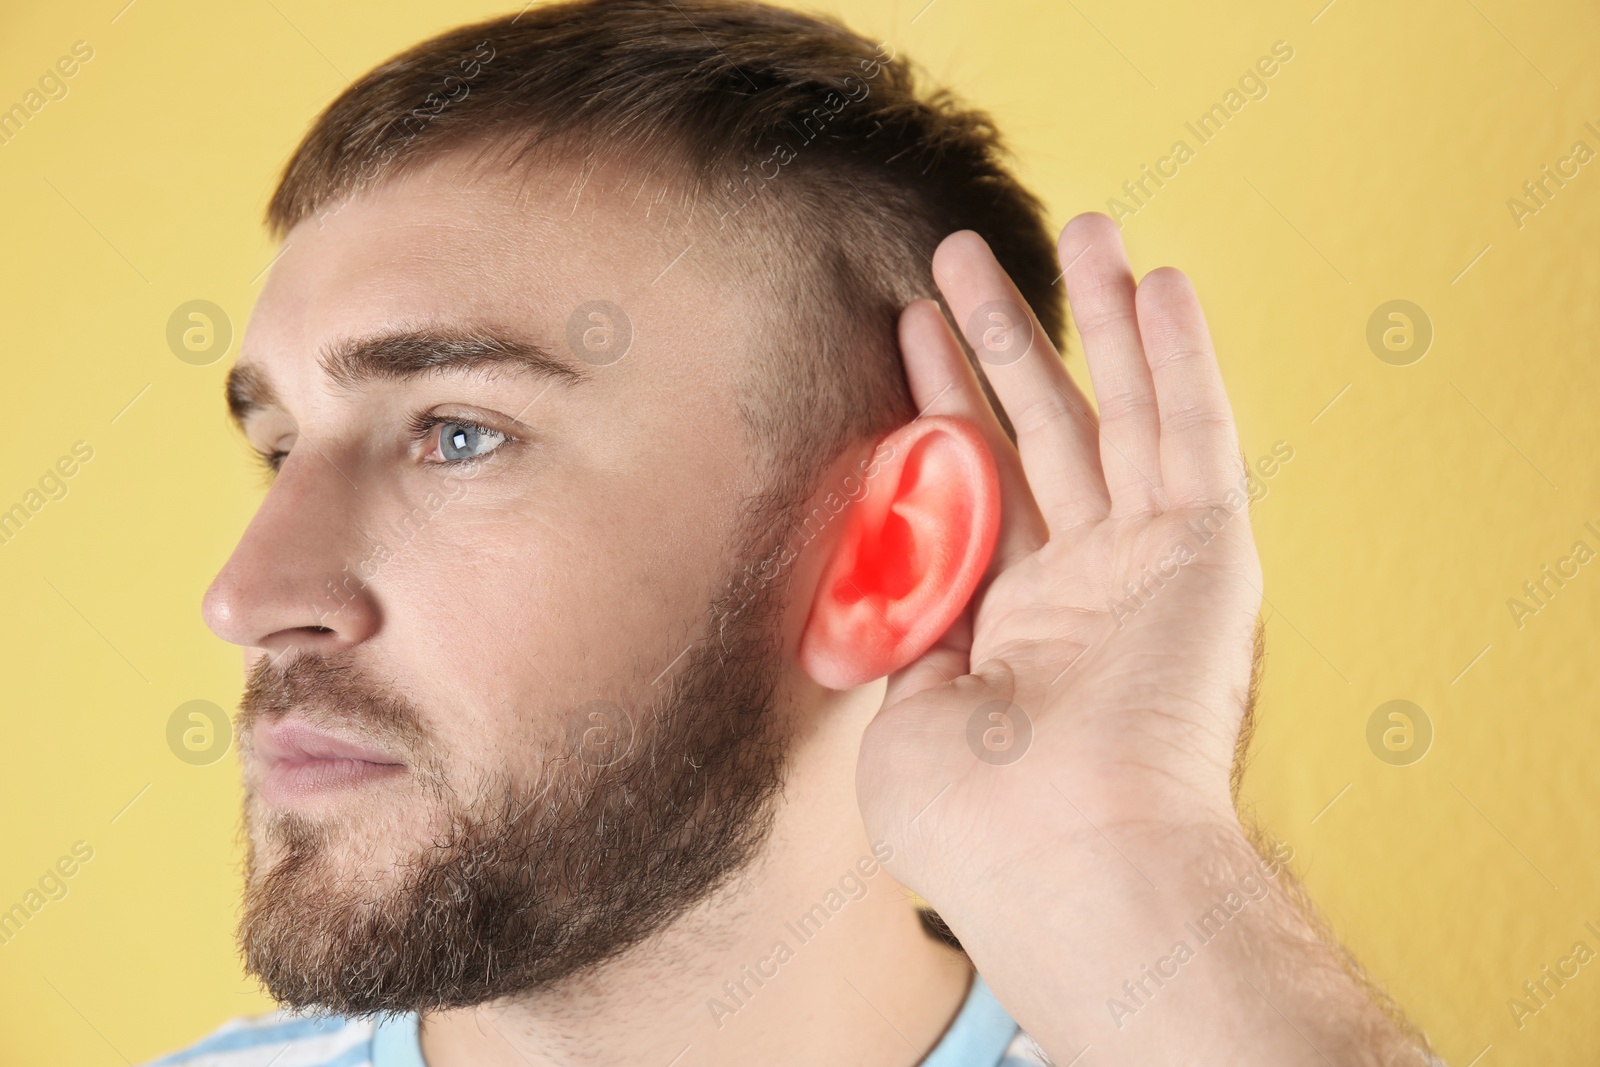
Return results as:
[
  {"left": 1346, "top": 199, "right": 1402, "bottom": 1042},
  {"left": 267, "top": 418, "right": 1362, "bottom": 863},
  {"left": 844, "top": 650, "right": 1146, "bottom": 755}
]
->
[{"left": 242, "top": 783, "right": 437, "bottom": 897}]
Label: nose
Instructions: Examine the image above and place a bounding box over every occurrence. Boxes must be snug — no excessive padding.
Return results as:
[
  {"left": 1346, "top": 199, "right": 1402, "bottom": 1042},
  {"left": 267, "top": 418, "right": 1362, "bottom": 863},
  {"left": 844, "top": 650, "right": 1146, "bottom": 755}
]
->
[{"left": 202, "top": 446, "right": 380, "bottom": 656}]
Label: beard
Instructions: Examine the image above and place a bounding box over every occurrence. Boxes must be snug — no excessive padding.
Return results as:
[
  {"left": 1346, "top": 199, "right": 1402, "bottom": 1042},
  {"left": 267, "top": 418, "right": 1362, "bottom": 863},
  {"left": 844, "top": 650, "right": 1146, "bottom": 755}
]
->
[{"left": 236, "top": 505, "right": 797, "bottom": 1016}]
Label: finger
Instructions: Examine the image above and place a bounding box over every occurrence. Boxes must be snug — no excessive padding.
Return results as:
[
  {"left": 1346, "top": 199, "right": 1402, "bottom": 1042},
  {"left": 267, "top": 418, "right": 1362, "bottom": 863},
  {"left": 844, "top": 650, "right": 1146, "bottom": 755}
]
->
[
  {"left": 899, "top": 299, "right": 1048, "bottom": 570},
  {"left": 930, "top": 230, "right": 1109, "bottom": 532},
  {"left": 1057, "top": 212, "right": 1165, "bottom": 516},
  {"left": 1133, "top": 267, "right": 1244, "bottom": 505},
  {"left": 881, "top": 604, "right": 971, "bottom": 708}
]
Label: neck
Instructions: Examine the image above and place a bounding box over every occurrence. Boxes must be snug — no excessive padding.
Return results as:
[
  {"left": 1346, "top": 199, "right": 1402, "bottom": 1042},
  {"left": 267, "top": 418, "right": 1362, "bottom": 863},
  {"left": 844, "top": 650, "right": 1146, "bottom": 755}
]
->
[{"left": 419, "top": 681, "right": 971, "bottom": 1067}]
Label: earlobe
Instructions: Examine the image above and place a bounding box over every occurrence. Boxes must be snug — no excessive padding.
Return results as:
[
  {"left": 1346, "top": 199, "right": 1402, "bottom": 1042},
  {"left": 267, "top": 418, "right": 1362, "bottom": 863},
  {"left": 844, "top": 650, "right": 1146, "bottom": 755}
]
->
[{"left": 798, "top": 415, "right": 999, "bottom": 691}]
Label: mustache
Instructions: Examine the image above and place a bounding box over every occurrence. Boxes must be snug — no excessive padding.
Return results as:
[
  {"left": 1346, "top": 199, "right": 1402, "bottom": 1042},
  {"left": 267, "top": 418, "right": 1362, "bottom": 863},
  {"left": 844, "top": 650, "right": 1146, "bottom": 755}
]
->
[{"left": 238, "top": 653, "right": 429, "bottom": 764}]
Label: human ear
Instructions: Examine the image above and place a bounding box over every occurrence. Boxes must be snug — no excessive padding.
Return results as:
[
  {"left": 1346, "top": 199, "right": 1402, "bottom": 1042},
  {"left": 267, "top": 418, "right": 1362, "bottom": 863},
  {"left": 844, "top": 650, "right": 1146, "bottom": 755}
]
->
[{"left": 797, "top": 414, "right": 999, "bottom": 691}]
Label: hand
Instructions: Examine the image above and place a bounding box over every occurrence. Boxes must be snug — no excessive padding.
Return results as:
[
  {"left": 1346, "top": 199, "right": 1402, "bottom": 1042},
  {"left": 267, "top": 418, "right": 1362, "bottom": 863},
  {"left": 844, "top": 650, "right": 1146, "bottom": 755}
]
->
[
  {"left": 856, "top": 212, "right": 1263, "bottom": 899},
  {"left": 853, "top": 213, "right": 1434, "bottom": 1067}
]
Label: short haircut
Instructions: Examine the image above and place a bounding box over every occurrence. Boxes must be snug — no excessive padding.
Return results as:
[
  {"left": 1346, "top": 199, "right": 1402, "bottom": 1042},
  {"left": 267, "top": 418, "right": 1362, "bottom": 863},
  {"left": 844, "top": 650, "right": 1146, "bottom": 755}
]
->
[{"left": 268, "top": 0, "right": 1063, "bottom": 514}]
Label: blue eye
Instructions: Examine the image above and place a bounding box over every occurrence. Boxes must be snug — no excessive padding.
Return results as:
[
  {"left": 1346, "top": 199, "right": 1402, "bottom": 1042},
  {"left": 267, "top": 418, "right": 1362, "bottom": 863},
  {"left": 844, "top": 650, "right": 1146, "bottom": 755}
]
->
[{"left": 433, "top": 420, "right": 507, "bottom": 462}]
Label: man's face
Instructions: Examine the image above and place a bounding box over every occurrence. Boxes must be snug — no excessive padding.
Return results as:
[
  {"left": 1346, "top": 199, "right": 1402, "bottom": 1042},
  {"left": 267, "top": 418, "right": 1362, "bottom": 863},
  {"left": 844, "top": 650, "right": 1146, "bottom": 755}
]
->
[{"left": 203, "top": 152, "right": 807, "bottom": 1012}]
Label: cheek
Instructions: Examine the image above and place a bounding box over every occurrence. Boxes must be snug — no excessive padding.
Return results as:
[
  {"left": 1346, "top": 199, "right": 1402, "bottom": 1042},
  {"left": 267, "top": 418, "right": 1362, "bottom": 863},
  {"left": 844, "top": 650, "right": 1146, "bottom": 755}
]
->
[{"left": 368, "top": 479, "right": 724, "bottom": 782}]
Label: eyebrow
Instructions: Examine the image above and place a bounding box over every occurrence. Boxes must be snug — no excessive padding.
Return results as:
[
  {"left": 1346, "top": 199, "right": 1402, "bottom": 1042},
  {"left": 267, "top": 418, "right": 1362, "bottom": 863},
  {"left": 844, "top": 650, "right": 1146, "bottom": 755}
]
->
[{"left": 225, "top": 329, "right": 589, "bottom": 428}]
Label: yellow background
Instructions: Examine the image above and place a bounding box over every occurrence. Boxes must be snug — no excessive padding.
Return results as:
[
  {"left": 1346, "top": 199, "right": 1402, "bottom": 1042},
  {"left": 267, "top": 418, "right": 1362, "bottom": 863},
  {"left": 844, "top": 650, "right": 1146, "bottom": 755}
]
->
[{"left": 1, "top": 0, "right": 1596, "bottom": 1063}]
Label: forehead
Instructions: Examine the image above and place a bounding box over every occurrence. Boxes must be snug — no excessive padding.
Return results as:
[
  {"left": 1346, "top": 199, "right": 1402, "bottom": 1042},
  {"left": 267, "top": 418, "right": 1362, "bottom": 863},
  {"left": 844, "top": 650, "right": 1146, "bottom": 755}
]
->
[{"left": 243, "top": 150, "right": 751, "bottom": 397}]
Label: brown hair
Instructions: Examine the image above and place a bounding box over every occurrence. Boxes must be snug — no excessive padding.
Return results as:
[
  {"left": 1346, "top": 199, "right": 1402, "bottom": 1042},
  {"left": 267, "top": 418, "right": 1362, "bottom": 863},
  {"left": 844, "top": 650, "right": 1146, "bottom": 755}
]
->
[{"left": 267, "top": 0, "right": 1062, "bottom": 510}]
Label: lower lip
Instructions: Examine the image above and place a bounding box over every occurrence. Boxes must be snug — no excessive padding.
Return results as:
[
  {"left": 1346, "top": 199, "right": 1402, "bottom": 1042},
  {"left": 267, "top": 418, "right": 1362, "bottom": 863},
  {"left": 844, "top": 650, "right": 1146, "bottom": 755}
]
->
[{"left": 258, "top": 757, "right": 406, "bottom": 806}]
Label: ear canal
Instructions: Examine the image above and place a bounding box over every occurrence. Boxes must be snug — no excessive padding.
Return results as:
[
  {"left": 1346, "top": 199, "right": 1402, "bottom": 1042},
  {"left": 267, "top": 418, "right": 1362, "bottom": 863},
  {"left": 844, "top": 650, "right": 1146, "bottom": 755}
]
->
[{"left": 836, "top": 508, "right": 916, "bottom": 603}]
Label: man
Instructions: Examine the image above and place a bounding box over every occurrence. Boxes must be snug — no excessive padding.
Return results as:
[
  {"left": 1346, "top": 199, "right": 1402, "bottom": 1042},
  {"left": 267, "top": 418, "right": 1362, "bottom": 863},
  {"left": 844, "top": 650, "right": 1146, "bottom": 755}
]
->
[{"left": 155, "top": 1, "right": 1438, "bottom": 1064}]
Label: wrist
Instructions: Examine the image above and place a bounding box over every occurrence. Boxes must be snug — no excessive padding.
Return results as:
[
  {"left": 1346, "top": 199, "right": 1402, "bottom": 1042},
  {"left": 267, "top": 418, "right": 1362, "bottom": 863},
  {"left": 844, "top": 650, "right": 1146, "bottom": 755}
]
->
[
  {"left": 921, "top": 815, "right": 1356, "bottom": 1067},
  {"left": 892, "top": 788, "right": 1237, "bottom": 939}
]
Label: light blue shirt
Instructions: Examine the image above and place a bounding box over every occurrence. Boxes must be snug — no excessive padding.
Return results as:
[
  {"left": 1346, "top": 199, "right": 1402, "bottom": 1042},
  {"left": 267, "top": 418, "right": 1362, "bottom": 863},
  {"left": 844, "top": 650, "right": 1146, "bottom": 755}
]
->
[{"left": 145, "top": 972, "right": 1048, "bottom": 1066}]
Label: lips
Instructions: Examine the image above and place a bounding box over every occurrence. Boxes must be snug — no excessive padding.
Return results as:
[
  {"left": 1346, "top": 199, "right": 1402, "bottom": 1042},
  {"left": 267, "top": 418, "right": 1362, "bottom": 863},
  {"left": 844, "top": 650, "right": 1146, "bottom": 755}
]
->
[{"left": 250, "top": 719, "right": 407, "bottom": 806}]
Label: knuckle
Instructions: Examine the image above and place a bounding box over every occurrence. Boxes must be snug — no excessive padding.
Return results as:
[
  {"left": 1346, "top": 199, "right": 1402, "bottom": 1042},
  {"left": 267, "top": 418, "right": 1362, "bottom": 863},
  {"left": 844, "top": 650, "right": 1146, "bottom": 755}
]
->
[
  {"left": 1147, "top": 343, "right": 1211, "bottom": 372},
  {"left": 1010, "top": 391, "right": 1072, "bottom": 435},
  {"left": 1070, "top": 291, "right": 1137, "bottom": 337},
  {"left": 1162, "top": 403, "right": 1231, "bottom": 436},
  {"left": 1093, "top": 388, "right": 1151, "bottom": 425}
]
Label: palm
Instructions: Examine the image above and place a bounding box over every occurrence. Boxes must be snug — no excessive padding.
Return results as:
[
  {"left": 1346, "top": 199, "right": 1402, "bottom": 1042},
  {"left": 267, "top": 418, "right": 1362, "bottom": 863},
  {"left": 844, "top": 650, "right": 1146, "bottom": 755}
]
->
[{"left": 856, "top": 214, "right": 1263, "bottom": 893}]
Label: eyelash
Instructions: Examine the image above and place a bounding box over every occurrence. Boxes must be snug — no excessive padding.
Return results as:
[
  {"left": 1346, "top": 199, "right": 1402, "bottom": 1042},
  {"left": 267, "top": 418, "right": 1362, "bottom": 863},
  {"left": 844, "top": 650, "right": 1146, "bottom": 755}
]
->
[
  {"left": 256, "top": 448, "right": 287, "bottom": 479},
  {"left": 405, "top": 413, "right": 512, "bottom": 466},
  {"left": 253, "top": 414, "right": 513, "bottom": 477}
]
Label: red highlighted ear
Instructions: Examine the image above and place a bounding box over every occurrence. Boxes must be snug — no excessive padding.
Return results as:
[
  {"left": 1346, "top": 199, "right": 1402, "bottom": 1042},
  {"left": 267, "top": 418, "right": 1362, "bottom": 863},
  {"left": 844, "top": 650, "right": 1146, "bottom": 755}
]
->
[{"left": 798, "top": 415, "right": 1000, "bottom": 691}]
